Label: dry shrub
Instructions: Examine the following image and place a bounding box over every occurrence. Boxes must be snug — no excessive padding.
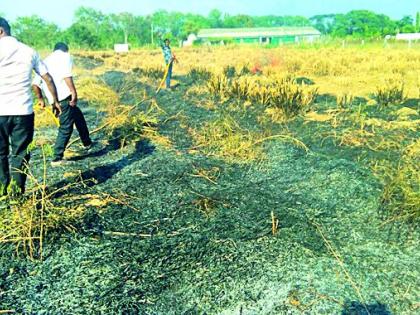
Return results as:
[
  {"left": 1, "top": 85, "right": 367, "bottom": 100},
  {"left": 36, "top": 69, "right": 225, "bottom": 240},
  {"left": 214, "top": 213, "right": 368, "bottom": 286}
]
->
[
  {"left": 337, "top": 92, "right": 354, "bottom": 109},
  {"left": 373, "top": 81, "right": 406, "bottom": 107},
  {"left": 207, "top": 73, "right": 229, "bottom": 98},
  {"left": 379, "top": 141, "right": 420, "bottom": 223},
  {"left": 265, "top": 77, "right": 318, "bottom": 119},
  {"left": 189, "top": 115, "right": 265, "bottom": 163},
  {"left": 188, "top": 67, "right": 212, "bottom": 82},
  {"left": 133, "top": 66, "right": 164, "bottom": 80},
  {"left": 207, "top": 74, "right": 318, "bottom": 120},
  {"left": 0, "top": 146, "right": 91, "bottom": 258},
  {"left": 229, "top": 77, "right": 252, "bottom": 100},
  {"left": 76, "top": 77, "right": 119, "bottom": 110},
  {"left": 101, "top": 101, "right": 173, "bottom": 150}
]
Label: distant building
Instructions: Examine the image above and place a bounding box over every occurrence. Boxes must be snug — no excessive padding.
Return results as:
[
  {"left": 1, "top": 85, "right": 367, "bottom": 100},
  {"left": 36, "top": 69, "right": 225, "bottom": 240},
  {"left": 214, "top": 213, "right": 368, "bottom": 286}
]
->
[
  {"left": 114, "top": 44, "right": 129, "bottom": 53},
  {"left": 182, "top": 34, "right": 198, "bottom": 47},
  {"left": 395, "top": 33, "right": 420, "bottom": 41},
  {"left": 196, "top": 27, "right": 321, "bottom": 45}
]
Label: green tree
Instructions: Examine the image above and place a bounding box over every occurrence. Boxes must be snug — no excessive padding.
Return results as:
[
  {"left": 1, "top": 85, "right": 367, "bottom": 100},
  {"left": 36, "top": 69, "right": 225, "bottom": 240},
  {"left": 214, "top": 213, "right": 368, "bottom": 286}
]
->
[
  {"left": 208, "top": 9, "right": 223, "bottom": 28},
  {"left": 397, "top": 16, "right": 415, "bottom": 33},
  {"left": 253, "top": 15, "right": 310, "bottom": 27},
  {"left": 111, "top": 13, "right": 138, "bottom": 44},
  {"left": 12, "top": 15, "right": 60, "bottom": 48},
  {"left": 310, "top": 14, "right": 336, "bottom": 34},
  {"left": 152, "top": 10, "right": 176, "bottom": 41},
  {"left": 224, "top": 14, "right": 254, "bottom": 28},
  {"left": 181, "top": 13, "right": 210, "bottom": 38},
  {"left": 331, "top": 10, "right": 396, "bottom": 37},
  {"left": 71, "top": 7, "right": 114, "bottom": 48},
  {"left": 64, "top": 23, "right": 100, "bottom": 49}
]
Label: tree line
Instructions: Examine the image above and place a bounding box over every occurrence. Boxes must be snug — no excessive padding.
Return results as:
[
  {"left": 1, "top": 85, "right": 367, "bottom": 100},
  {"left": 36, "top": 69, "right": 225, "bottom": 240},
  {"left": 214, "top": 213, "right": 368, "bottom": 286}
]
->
[{"left": 2, "top": 7, "right": 420, "bottom": 49}]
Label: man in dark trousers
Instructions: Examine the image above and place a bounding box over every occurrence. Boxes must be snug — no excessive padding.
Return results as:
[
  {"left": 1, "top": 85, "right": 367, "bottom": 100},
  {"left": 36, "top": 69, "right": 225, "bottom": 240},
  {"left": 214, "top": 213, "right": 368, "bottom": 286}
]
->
[
  {"left": 161, "top": 38, "right": 176, "bottom": 89},
  {"left": 32, "top": 42, "right": 92, "bottom": 166},
  {"left": 0, "top": 17, "right": 60, "bottom": 201}
]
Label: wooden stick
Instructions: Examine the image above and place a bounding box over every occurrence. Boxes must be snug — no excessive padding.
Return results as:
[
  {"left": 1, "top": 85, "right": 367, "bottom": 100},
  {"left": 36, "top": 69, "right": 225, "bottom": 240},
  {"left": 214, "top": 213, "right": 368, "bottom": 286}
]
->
[
  {"left": 156, "top": 62, "right": 172, "bottom": 95},
  {"left": 34, "top": 105, "right": 60, "bottom": 126}
]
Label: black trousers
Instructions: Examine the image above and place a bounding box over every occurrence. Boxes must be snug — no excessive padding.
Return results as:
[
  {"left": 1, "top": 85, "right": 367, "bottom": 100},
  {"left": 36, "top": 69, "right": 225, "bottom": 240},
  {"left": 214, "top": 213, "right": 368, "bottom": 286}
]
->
[
  {"left": 54, "top": 99, "right": 92, "bottom": 159},
  {"left": 0, "top": 114, "right": 34, "bottom": 195}
]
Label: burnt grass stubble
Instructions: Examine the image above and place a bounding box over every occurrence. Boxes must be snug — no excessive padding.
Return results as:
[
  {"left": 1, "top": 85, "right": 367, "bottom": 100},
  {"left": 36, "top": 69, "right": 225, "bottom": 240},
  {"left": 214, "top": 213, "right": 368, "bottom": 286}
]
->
[{"left": 0, "top": 66, "right": 417, "bottom": 314}]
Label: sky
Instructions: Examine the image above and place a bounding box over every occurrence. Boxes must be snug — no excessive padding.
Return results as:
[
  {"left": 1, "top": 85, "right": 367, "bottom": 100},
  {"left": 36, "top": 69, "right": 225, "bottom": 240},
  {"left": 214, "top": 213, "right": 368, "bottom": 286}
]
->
[{"left": 1, "top": 0, "right": 418, "bottom": 28}]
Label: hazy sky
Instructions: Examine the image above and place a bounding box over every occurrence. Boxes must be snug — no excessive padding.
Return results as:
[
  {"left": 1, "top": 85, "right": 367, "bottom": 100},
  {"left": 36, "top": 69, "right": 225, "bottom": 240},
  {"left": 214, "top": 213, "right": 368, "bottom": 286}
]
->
[{"left": 1, "top": 0, "right": 418, "bottom": 28}]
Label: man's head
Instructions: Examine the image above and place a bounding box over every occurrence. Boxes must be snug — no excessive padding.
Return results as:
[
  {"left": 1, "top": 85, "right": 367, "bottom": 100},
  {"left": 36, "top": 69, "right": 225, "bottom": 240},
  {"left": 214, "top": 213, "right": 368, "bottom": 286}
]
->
[
  {"left": 164, "top": 38, "right": 170, "bottom": 46},
  {"left": 54, "top": 42, "right": 69, "bottom": 52},
  {"left": 0, "top": 17, "right": 11, "bottom": 37}
]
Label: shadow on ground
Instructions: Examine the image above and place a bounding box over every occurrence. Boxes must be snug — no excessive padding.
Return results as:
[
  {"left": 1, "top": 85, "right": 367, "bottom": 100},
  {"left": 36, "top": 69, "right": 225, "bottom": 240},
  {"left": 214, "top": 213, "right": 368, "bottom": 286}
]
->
[
  {"left": 341, "top": 301, "right": 393, "bottom": 315},
  {"left": 53, "top": 139, "right": 154, "bottom": 197}
]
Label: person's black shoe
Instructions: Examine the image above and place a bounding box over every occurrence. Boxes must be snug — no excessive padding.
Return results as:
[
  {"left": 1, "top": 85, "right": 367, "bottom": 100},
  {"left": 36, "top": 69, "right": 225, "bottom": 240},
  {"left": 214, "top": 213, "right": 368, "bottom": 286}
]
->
[{"left": 82, "top": 141, "right": 96, "bottom": 153}]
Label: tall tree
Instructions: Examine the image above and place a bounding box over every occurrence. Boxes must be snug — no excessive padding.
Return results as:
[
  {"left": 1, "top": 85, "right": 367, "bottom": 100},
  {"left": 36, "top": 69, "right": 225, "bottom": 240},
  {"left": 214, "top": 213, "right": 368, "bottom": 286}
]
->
[
  {"left": 398, "top": 15, "right": 415, "bottom": 33},
  {"left": 111, "top": 13, "right": 137, "bottom": 44},
  {"left": 331, "top": 10, "right": 397, "bottom": 37},
  {"left": 208, "top": 9, "right": 223, "bottom": 28},
  {"left": 71, "top": 7, "right": 114, "bottom": 48},
  {"left": 224, "top": 14, "right": 255, "bottom": 28},
  {"left": 12, "top": 15, "right": 60, "bottom": 48},
  {"left": 310, "top": 14, "right": 336, "bottom": 34},
  {"left": 181, "top": 14, "right": 210, "bottom": 38}
]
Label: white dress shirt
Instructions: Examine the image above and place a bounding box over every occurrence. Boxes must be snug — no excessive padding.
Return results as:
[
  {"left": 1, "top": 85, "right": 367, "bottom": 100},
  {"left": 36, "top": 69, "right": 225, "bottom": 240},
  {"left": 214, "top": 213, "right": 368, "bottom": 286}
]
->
[
  {"left": 0, "top": 36, "right": 48, "bottom": 115},
  {"left": 33, "top": 50, "right": 73, "bottom": 104}
]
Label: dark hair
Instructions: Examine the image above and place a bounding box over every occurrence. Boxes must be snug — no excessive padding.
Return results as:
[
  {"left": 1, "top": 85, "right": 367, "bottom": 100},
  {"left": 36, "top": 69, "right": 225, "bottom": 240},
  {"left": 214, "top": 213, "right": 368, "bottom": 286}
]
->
[
  {"left": 54, "top": 42, "right": 69, "bottom": 52},
  {"left": 0, "top": 17, "right": 11, "bottom": 36},
  {"left": 164, "top": 38, "right": 170, "bottom": 43}
]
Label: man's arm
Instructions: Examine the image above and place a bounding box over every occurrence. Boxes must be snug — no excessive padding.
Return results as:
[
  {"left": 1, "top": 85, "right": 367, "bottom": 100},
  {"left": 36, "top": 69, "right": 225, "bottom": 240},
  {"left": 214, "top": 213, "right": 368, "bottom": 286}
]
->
[
  {"left": 32, "top": 53, "right": 61, "bottom": 115},
  {"left": 41, "top": 73, "right": 62, "bottom": 116},
  {"left": 64, "top": 77, "right": 78, "bottom": 107},
  {"left": 32, "top": 84, "right": 46, "bottom": 108}
]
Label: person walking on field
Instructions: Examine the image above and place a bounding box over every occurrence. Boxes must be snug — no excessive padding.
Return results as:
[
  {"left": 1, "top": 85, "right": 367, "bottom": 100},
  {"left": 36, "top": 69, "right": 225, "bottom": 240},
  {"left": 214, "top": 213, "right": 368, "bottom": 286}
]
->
[
  {"left": 161, "top": 38, "right": 177, "bottom": 90},
  {"left": 0, "top": 17, "right": 60, "bottom": 200},
  {"left": 32, "top": 43, "right": 93, "bottom": 166}
]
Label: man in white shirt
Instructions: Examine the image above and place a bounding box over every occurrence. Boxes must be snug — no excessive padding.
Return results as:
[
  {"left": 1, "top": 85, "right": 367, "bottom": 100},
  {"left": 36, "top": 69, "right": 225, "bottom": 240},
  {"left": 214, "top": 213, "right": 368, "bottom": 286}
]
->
[
  {"left": 0, "top": 17, "right": 60, "bottom": 198},
  {"left": 32, "top": 42, "right": 92, "bottom": 166}
]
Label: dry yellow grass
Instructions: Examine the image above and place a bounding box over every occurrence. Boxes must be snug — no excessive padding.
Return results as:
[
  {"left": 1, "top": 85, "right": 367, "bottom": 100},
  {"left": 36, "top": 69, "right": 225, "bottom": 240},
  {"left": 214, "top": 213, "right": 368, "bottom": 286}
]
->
[
  {"left": 70, "top": 45, "right": 419, "bottom": 99},
  {"left": 27, "top": 44, "right": 418, "bottom": 234}
]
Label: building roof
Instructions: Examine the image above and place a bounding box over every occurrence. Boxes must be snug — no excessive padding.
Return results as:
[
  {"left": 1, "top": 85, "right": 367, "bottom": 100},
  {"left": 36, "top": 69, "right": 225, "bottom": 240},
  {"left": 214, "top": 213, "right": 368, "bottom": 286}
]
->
[{"left": 197, "top": 27, "right": 321, "bottom": 39}]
